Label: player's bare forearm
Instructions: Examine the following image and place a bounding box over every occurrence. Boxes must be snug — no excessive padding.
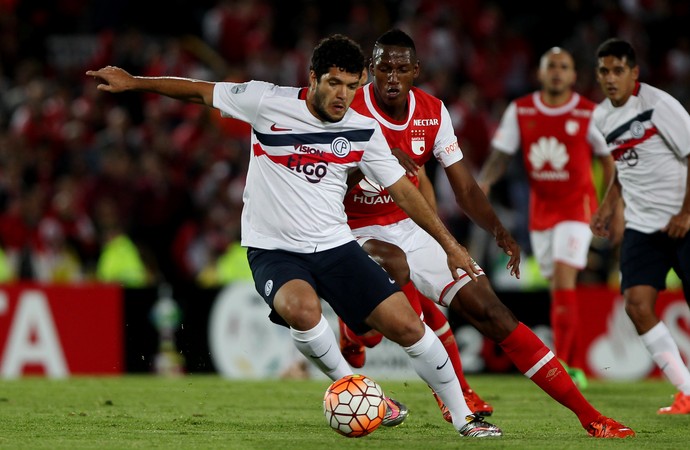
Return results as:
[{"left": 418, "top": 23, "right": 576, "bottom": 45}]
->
[
  {"left": 591, "top": 173, "right": 623, "bottom": 238},
  {"left": 446, "top": 161, "right": 520, "bottom": 277},
  {"left": 598, "top": 154, "right": 616, "bottom": 190},
  {"left": 663, "top": 157, "right": 690, "bottom": 238},
  {"left": 86, "top": 66, "right": 215, "bottom": 106},
  {"left": 416, "top": 167, "right": 437, "bottom": 213},
  {"left": 391, "top": 147, "right": 419, "bottom": 177},
  {"left": 478, "top": 149, "right": 511, "bottom": 195},
  {"left": 387, "top": 176, "right": 480, "bottom": 281}
]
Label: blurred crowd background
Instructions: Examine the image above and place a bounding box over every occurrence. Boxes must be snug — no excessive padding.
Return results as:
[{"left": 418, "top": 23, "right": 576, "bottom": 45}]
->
[{"left": 1, "top": 0, "right": 689, "bottom": 288}]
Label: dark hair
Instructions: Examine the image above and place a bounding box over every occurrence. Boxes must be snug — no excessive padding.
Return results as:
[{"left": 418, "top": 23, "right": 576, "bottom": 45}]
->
[
  {"left": 310, "top": 34, "right": 365, "bottom": 80},
  {"left": 596, "top": 38, "right": 637, "bottom": 67},
  {"left": 375, "top": 29, "right": 417, "bottom": 55}
]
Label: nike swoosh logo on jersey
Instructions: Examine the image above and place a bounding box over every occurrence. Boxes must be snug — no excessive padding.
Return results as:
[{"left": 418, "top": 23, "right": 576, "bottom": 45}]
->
[
  {"left": 436, "top": 357, "right": 449, "bottom": 370},
  {"left": 310, "top": 345, "right": 332, "bottom": 359},
  {"left": 270, "top": 123, "right": 292, "bottom": 132},
  {"left": 389, "top": 278, "right": 396, "bottom": 284}
]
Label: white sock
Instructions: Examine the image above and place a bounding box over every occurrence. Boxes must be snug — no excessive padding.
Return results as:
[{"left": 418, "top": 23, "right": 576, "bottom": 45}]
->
[
  {"left": 641, "top": 321, "right": 690, "bottom": 395},
  {"left": 403, "top": 324, "right": 472, "bottom": 430},
  {"left": 290, "top": 315, "right": 352, "bottom": 381}
]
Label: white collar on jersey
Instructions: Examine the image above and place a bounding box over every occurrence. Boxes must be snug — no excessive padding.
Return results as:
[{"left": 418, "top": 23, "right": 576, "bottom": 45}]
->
[
  {"left": 532, "top": 91, "right": 580, "bottom": 116},
  {"left": 362, "top": 83, "right": 417, "bottom": 131}
]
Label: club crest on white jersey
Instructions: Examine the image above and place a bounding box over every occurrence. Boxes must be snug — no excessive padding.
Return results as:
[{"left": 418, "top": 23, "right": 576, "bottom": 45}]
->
[{"left": 331, "top": 137, "right": 351, "bottom": 157}]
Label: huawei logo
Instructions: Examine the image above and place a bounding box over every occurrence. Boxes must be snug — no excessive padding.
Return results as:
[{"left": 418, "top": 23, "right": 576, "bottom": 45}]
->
[
  {"left": 528, "top": 137, "right": 570, "bottom": 181},
  {"left": 357, "top": 177, "right": 385, "bottom": 197},
  {"left": 529, "top": 136, "right": 569, "bottom": 170}
]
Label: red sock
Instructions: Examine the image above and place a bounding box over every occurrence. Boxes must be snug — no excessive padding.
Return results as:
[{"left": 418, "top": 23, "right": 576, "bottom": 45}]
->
[
  {"left": 401, "top": 281, "right": 423, "bottom": 316},
  {"left": 499, "top": 322, "right": 599, "bottom": 427},
  {"left": 420, "top": 293, "right": 470, "bottom": 391},
  {"left": 551, "top": 289, "right": 578, "bottom": 365},
  {"left": 342, "top": 280, "right": 423, "bottom": 350},
  {"left": 341, "top": 319, "right": 383, "bottom": 348},
  {"left": 359, "top": 332, "right": 383, "bottom": 348}
]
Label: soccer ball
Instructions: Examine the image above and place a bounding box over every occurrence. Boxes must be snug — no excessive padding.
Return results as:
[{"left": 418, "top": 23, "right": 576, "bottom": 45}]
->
[{"left": 323, "top": 374, "right": 386, "bottom": 438}]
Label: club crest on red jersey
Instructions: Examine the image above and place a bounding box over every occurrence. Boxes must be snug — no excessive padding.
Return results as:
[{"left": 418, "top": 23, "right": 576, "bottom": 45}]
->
[{"left": 411, "top": 129, "right": 426, "bottom": 155}]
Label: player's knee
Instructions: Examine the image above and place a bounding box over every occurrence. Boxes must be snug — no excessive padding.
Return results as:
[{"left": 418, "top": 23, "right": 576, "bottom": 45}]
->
[
  {"left": 369, "top": 301, "right": 424, "bottom": 346},
  {"left": 363, "top": 240, "right": 410, "bottom": 284},
  {"left": 389, "top": 318, "right": 425, "bottom": 347},
  {"left": 274, "top": 294, "right": 322, "bottom": 330},
  {"left": 624, "top": 297, "right": 655, "bottom": 324}
]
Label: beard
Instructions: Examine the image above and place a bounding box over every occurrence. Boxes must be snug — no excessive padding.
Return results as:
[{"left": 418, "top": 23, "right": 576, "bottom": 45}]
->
[{"left": 312, "top": 88, "right": 342, "bottom": 123}]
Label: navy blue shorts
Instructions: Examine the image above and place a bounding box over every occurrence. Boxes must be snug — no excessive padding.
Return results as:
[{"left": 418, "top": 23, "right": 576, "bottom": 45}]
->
[
  {"left": 620, "top": 228, "right": 690, "bottom": 298},
  {"left": 247, "top": 241, "right": 400, "bottom": 334}
]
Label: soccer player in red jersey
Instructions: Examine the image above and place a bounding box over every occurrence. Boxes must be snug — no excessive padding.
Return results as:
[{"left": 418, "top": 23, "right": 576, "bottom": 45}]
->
[
  {"left": 87, "top": 34, "right": 504, "bottom": 438},
  {"left": 479, "top": 47, "right": 616, "bottom": 387},
  {"left": 339, "top": 29, "right": 633, "bottom": 438}
]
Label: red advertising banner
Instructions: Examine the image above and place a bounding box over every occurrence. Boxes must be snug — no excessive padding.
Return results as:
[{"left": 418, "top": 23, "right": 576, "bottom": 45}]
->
[
  {"left": 577, "top": 287, "right": 689, "bottom": 379},
  {"left": 467, "top": 287, "right": 689, "bottom": 379},
  {"left": 0, "top": 283, "right": 123, "bottom": 377}
]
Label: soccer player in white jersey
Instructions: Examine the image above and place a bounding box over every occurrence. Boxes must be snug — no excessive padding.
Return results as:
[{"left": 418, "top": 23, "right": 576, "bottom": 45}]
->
[
  {"left": 479, "top": 47, "right": 616, "bottom": 388},
  {"left": 87, "top": 34, "right": 505, "bottom": 437},
  {"left": 338, "top": 29, "right": 633, "bottom": 438},
  {"left": 591, "top": 38, "right": 690, "bottom": 415}
]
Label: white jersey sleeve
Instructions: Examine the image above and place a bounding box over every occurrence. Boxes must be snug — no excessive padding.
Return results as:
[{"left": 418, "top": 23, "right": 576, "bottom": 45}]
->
[
  {"left": 359, "top": 124, "right": 406, "bottom": 188},
  {"left": 433, "top": 103, "right": 464, "bottom": 168},
  {"left": 490, "top": 101, "right": 520, "bottom": 154},
  {"left": 212, "top": 80, "right": 275, "bottom": 123},
  {"left": 652, "top": 94, "right": 690, "bottom": 159},
  {"left": 587, "top": 119, "right": 609, "bottom": 156}
]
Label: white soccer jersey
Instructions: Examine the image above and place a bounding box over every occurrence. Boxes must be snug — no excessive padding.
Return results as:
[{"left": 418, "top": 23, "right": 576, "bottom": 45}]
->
[
  {"left": 213, "top": 81, "right": 405, "bottom": 253},
  {"left": 594, "top": 82, "right": 690, "bottom": 233}
]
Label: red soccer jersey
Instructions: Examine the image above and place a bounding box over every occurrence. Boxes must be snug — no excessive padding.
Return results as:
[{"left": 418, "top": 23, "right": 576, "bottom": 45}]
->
[
  {"left": 344, "top": 84, "right": 462, "bottom": 229},
  {"left": 491, "top": 92, "right": 608, "bottom": 230}
]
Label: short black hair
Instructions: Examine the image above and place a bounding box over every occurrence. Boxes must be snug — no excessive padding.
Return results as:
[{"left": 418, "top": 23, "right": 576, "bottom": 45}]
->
[
  {"left": 375, "top": 29, "right": 416, "bottom": 52},
  {"left": 596, "top": 38, "right": 637, "bottom": 68},
  {"left": 310, "top": 34, "right": 365, "bottom": 80}
]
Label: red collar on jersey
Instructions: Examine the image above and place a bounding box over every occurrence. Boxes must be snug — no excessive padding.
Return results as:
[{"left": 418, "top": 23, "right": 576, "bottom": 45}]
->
[{"left": 633, "top": 81, "right": 641, "bottom": 96}]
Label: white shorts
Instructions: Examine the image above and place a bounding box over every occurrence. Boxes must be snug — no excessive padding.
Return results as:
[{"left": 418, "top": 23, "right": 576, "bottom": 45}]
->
[
  {"left": 352, "top": 218, "right": 484, "bottom": 307},
  {"left": 529, "top": 221, "right": 593, "bottom": 279}
]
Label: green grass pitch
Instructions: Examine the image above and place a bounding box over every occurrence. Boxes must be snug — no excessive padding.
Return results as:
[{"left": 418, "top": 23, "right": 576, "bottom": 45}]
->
[{"left": 0, "top": 374, "right": 685, "bottom": 449}]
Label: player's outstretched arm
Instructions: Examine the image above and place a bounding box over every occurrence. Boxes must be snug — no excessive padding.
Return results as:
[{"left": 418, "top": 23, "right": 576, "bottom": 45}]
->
[
  {"left": 386, "top": 175, "right": 480, "bottom": 282},
  {"left": 445, "top": 160, "right": 520, "bottom": 278},
  {"left": 86, "top": 66, "right": 216, "bottom": 106}
]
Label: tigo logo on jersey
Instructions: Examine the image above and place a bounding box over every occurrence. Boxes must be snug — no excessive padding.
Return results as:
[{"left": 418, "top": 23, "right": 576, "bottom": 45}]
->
[
  {"left": 331, "top": 137, "right": 351, "bottom": 158},
  {"left": 286, "top": 154, "right": 329, "bottom": 184},
  {"left": 528, "top": 136, "right": 570, "bottom": 180}
]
